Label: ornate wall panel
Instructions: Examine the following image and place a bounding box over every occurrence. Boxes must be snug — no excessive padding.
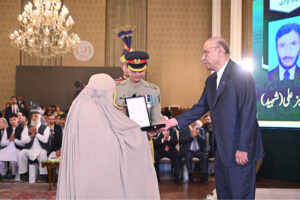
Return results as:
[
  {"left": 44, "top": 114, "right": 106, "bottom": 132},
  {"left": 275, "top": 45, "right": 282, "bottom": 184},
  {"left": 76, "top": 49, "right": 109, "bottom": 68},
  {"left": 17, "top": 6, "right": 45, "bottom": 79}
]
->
[
  {"left": 105, "top": 0, "right": 147, "bottom": 67},
  {"left": 62, "top": 0, "right": 106, "bottom": 67},
  {"left": 147, "top": 0, "right": 212, "bottom": 108},
  {"left": 0, "top": 0, "right": 21, "bottom": 109},
  {"left": 221, "top": 0, "right": 231, "bottom": 46}
]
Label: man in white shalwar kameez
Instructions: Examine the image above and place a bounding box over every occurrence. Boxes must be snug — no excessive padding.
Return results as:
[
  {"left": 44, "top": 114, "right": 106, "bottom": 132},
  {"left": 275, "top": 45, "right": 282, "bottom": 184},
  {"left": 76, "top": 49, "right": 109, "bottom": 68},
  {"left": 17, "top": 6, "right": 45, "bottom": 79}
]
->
[
  {"left": 18, "top": 102, "right": 50, "bottom": 181},
  {"left": 0, "top": 114, "right": 24, "bottom": 179},
  {"left": 57, "top": 73, "right": 160, "bottom": 199}
]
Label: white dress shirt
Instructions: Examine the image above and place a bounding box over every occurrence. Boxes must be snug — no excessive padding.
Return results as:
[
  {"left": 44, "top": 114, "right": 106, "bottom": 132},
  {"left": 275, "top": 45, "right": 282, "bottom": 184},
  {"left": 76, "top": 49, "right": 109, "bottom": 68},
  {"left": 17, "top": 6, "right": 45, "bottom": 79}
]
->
[{"left": 216, "top": 60, "right": 229, "bottom": 89}]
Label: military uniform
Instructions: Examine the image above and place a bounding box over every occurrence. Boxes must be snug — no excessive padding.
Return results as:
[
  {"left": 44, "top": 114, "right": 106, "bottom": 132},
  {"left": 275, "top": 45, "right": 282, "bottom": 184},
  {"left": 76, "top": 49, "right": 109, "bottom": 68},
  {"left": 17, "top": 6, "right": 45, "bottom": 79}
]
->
[
  {"left": 113, "top": 51, "right": 162, "bottom": 161},
  {"left": 114, "top": 79, "right": 161, "bottom": 124},
  {"left": 114, "top": 79, "right": 162, "bottom": 161}
]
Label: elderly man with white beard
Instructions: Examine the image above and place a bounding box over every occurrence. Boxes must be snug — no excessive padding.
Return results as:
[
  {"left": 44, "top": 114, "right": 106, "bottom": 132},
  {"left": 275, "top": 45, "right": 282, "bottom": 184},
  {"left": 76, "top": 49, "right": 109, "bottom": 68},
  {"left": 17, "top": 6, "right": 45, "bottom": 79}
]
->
[{"left": 18, "top": 102, "right": 50, "bottom": 182}]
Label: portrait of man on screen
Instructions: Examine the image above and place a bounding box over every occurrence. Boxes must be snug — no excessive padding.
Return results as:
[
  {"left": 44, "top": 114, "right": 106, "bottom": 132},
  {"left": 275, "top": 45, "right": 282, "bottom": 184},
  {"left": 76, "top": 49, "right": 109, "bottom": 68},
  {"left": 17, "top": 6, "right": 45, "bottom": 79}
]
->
[{"left": 269, "top": 23, "right": 300, "bottom": 81}]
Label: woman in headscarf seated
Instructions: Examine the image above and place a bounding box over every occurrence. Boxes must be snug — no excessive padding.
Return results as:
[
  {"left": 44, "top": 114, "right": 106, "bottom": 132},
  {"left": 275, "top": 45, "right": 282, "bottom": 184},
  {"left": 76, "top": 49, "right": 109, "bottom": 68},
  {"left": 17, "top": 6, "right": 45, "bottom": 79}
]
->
[{"left": 57, "top": 73, "right": 160, "bottom": 199}]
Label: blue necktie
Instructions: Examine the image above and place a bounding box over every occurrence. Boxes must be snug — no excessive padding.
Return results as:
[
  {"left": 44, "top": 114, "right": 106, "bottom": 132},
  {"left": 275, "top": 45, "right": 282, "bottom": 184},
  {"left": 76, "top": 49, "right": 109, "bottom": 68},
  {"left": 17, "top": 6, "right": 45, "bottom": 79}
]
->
[{"left": 284, "top": 69, "right": 290, "bottom": 80}]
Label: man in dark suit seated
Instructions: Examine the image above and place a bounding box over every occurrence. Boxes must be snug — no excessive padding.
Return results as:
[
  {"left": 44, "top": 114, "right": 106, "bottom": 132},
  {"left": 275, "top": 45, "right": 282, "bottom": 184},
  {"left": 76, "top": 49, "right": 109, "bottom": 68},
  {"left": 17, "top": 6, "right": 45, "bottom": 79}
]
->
[
  {"left": 153, "top": 116, "right": 181, "bottom": 184},
  {"left": 269, "top": 23, "right": 300, "bottom": 81},
  {"left": 46, "top": 113, "right": 63, "bottom": 157},
  {"left": 180, "top": 120, "right": 208, "bottom": 184},
  {"left": 47, "top": 114, "right": 63, "bottom": 160},
  {"left": 202, "top": 114, "right": 213, "bottom": 158}
]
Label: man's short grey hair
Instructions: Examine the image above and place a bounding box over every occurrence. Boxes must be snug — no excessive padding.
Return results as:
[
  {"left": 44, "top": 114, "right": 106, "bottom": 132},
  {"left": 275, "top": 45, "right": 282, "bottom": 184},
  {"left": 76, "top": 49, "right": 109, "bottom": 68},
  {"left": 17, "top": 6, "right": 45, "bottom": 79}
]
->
[{"left": 217, "top": 40, "right": 230, "bottom": 54}]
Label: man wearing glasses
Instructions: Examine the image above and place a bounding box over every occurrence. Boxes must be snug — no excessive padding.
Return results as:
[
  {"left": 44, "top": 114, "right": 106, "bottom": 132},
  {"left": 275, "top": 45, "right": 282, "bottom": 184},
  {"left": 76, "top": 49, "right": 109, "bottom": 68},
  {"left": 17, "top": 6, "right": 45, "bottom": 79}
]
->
[{"left": 162, "top": 37, "right": 264, "bottom": 199}]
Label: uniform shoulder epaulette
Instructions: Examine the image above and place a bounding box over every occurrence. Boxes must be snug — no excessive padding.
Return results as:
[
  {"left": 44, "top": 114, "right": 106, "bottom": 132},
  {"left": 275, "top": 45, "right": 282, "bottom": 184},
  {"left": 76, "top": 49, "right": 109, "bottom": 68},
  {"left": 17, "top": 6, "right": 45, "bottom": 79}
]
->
[
  {"left": 144, "top": 81, "right": 159, "bottom": 89},
  {"left": 115, "top": 77, "right": 124, "bottom": 82},
  {"left": 115, "top": 79, "right": 127, "bottom": 85}
]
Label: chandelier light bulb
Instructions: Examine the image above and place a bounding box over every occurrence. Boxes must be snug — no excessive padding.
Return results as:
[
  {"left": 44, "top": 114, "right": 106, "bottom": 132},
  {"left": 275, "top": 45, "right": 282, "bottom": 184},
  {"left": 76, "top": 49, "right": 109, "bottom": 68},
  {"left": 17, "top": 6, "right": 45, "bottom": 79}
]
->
[
  {"left": 44, "top": 28, "right": 50, "bottom": 35},
  {"left": 9, "top": 34, "right": 14, "bottom": 40},
  {"left": 22, "top": 11, "right": 27, "bottom": 18},
  {"left": 23, "top": 18, "right": 28, "bottom": 25},
  {"left": 28, "top": 2, "right": 33, "bottom": 8},
  {"left": 56, "top": 2, "right": 61, "bottom": 10},
  {"left": 18, "top": 15, "right": 23, "bottom": 21},
  {"left": 45, "top": 1, "right": 51, "bottom": 9}
]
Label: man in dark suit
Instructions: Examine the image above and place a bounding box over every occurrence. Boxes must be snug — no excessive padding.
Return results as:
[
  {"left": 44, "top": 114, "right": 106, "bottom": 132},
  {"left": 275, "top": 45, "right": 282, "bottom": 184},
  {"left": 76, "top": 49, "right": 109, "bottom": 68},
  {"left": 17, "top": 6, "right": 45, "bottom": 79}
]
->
[
  {"left": 179, "top": 120, "right": 208, "bottom": 184},
  {"left": 202, "top": 114, "right": 213, "bottom": 158},
  {"left": 162, "top": 37, "right": 264, "bottom": 199},
  {"left": 153, "top": 116, "right": 181, "bottom": 184},
  {"left": 5, "top": 96, "right": 23, "bottom": 124},
  {"left": 46, "top": 113, "right": 63, "bottom": 157},
  {"left": 269, "top": 23, "right": 300, "bottom": 81}
]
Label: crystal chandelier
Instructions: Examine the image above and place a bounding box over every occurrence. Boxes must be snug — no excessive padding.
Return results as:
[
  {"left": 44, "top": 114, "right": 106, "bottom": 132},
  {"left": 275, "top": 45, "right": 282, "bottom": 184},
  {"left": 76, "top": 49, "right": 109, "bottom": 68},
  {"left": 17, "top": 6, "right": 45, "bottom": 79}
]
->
[{"left": 9, "top": 0, "right": 80, "bottom": 58}]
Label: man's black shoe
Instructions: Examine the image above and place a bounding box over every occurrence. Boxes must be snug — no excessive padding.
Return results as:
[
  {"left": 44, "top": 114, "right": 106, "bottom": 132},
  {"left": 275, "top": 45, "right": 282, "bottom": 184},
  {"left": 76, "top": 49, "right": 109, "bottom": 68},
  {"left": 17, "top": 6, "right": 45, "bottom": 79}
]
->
[
  {"left": 200, "top": 173, "right": 208, "bottom": 184},
  {"left": 3, "top": 172, "right": 10, "bottom": 180},
  {"left": 8, "top": 174, "right": 15, "bottom": 180},
  {"left": 188, "top": 174, "right": 194, "bottom": 184},
  {"left": 20, "top": 173, "right": 29, "bottom": 182}
]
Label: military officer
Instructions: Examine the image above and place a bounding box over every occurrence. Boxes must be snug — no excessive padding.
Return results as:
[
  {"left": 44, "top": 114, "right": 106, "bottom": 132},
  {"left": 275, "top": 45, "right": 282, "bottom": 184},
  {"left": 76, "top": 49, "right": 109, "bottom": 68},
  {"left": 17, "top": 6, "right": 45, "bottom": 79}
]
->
[{"left": 114, "top": 51, "right": 162, "bottom": 159}]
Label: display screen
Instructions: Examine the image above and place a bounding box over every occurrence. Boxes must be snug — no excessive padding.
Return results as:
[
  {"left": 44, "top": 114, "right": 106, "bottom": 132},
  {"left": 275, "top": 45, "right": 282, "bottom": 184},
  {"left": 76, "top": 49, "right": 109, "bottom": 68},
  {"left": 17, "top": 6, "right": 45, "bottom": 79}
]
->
[{"left": 253, "top": 0, "right": 300, "bottom": 128}]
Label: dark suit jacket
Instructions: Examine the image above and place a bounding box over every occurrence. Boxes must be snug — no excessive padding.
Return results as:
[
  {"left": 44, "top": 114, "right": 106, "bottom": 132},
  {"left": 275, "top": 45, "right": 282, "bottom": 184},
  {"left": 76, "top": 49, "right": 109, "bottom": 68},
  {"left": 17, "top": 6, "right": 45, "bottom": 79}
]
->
[
  {"left": 48, "top": 124, "right": 63, "bottom": 155},
  {"left": 176, "top": 59, "right": 264, "bottom": 167},
  {"left": 268, "top": 65, "right": 300, "bottom": 81},
  {"left": 4, "top": 105, "right": 23, "bottom": 122},
  {"left": 179, "top": 127, "right": 206, "bottom": 156},
  {"left": 153, "top": 128, "right": 178, "bottom": 152},
  {"left": 0, "top": 129, "right": 3, "bottom": 149}
]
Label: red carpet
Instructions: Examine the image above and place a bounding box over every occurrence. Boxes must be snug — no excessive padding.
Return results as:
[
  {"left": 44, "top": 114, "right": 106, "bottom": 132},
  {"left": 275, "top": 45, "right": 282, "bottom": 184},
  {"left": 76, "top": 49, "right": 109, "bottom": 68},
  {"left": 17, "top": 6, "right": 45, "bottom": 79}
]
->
[{"left": 0, "top": 181, "right": 56, "bottom": 199}]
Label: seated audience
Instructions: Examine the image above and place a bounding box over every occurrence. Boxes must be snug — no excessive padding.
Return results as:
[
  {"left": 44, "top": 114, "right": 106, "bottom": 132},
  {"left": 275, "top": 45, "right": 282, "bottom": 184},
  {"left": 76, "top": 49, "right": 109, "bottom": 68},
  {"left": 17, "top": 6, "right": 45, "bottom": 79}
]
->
[
  {"left": 153, "top": 116, "right": 182, "bottom": 184},
  {"left": 18, "top": 95, "right": 25, "bottom": 106},
  {"left": 0, "top": 119, "right": 9, "bottom": 150},
  {"left": 161, "top": 107, "right": 172, "bottom": 118},
  {"left": 18, "top": 112, "right": 28, "bottom": 128},
  {"left": 202, "top": 114, "right": 213, "bottom": 158},
  {"left": 19, "top": 103, "right": 30, "bottom": 120},
  {"left": 54, "top": 105, "right": 64, "bottom": 117},
  {"left": 58, "top": 114, "right": 66, "bottom": 130},
  {"left": 18, "top": 102, "right": 50, "bottom": 182},
  {"left": 179, "top": 120, "right": 208, "bottom": 184},
  {"left": 0, "top": 114, "right": 25, "bottom": 180},
  {"left": 47, "top": 113, "right": 63, "bottom": 157}
]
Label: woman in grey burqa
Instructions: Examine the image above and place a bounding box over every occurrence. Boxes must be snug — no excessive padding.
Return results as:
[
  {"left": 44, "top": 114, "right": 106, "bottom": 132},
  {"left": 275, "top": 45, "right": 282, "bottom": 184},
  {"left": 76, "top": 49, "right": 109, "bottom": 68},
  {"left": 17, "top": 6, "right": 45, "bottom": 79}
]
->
[{"left": 57, "top": 73, "right": 160, "bottom": 199}]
